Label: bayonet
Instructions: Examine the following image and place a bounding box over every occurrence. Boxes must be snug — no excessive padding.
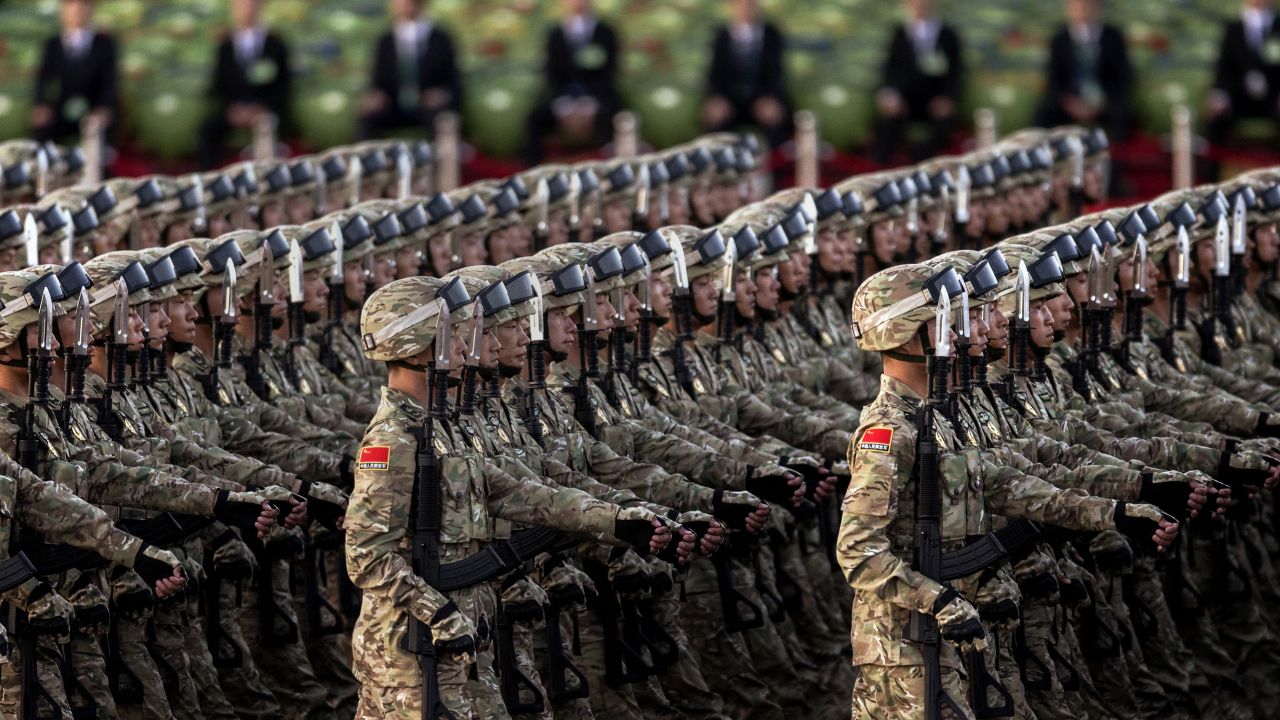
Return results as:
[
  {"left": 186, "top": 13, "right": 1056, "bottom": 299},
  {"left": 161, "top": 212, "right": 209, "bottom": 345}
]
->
[
  {"left": 315, "top": 165, "right": 328, "bottom": 215},
  {"left": 288, "top": 239, "right": 304, "bottom": 306},
  {"left": 1175, "top": 226, "right": 1190, "bottom": 287},
  {"left": 582, "top": 265, "right": 598, "bottom": 332},
  {"left": 528, "top": 280, "right": 545, "bottom": 343},
  {"left": 935, "top": 291, "right": 952, "bottom": 359},
  {"left": 223, "top": 259, "right": 238, "bottom": 321},
  {"left": 1068, "top": 136, "right": 1084, "bottom": 189},
  {"left": 23, "top": 213, "right": 37, "bottom": 267},
  {"left": 348, "top": 156, "right": 363, "bottom": 208},
  {"left": 465, "top": 299, "right": 483, "bottom": 368},
  {"left": 37, "top": 289, "right": 53, "bottom": 355},
  {"left": 634, "top": 165, "right": 650, "bottom": 223},
  {"left": 73, "top": 288, "right": 90, "bottom": 357},
  {"left": 1016, "top": 262, "right": 1030, "bottom": 323},
  {"left": 1134, "top": 235, "right": 1148, "bottom": 295},
  {"left": 1215, "top": 214, "right": 1231, "bottom": 278},
  {"left": 331, "top": 220, "right": 344, "bottom": 282},
  {"left": 396, "top": 148, "right": 412, "bottom": 200},
  {"left": 435, "top": 298, "right": 453, "bottom": 372},
  {"left": 112, "top": 278, "right": 128, "bottom": 345},
  {"left": 191, "top": 174, "right": 207, "bottom": 235},
  {"left": 35, "top": 150, "right": 48, "bottom": 199},
  {"left": 61, "top": 219, "right": 73, "bottom": 264},
  {"left": 1232, "top": 194, "right": 1247, "bottom": 255},
  {"left": 568, "top": 171, "right": 582, "bottom": 235},
  {"left": 955, "top": 165, "right": 971, "bottom": 224}
]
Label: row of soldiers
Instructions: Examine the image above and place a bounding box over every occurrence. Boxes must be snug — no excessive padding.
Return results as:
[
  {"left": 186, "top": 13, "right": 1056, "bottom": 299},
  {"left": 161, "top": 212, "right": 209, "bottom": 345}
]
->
[{"left": 0, "top": 116, "right": 1270, "bottom": 720}]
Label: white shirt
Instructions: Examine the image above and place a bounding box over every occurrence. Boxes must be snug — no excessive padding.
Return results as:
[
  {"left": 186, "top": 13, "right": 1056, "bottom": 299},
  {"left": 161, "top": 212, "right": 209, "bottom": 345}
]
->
[
  {"left": 908, "top": 17, "right": 941, "bottom": 56},
  {"left": 1244, "top": 7, "right": 1275, "bottom": 51},
  {"left": 62, "top": 28, "right": 92, "bottom": 59},
  {"left": 1069, "top": 22, "right": 1099, "bottom": 48},
  {"left": 730, "top": 22, "right": 761, "bottom": 49},
  {"left": 563, "top": 15, "right": 597, "bottom": 48},
  {"left": 234, "top": 27, "right": 265, "bottom": 65},
  {"left": 394, "top": 19, "right": 431, "bottom": 61}
]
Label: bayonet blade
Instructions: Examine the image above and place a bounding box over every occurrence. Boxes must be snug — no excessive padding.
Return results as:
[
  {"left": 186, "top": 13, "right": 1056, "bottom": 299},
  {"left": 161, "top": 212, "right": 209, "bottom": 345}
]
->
[
  {"left": 435, "top": 298, "right": 452, "bottom": 371},
  {"left": 61, "top": 221, "right": 73, "bottom": 264},
  {"left": 396, "top": 148, "right": 412, "bottom": 200},
  {"left": 258, "top": 237, "right": 274, "bottom": 303},
  {"left": 191, "top": 174, "right": 206, "bottom": 234},
  {"left": 1175, "top": 226, "right": 1190, "bottom": 287},
  {"left": 1088, "top": 246, "right": 1103, "bottom": 306},
  {"left": 721, "top": 241, "right": 736, "bottom": 301},
  {"left": 330, "top": 220, "right": 344, "bottom": 281},
  {"left": 955, "top": 165, "right": 971, "bottom": 223},
  {"left": 35, "top": 151, "right": 48, "bottom": 198},
  {"left": 22, "top": 213, "right": 37, "bottom": 267},
  {"left": 288, "top": 238, "right": 304, "bottom": 304},
  {"left": 959, "top": 289, "right": 970, "bottom": 340},
  {"left": 465, "top": 299, "right": 483, "bottom": 367},
  {"left": 348, "top": 156, "right": 363, "bottom": 207},
  {"left": 37, "top": 288, "right": 53, "bottom": 353},
  {"left": 935, "top": 291, "right": 952, "bottom": 358},
  {"left": 73, "top": 288, "right": 90, "bottom": 355},
  {"left": 112, "top": 278, "right": 129, "bottom": 344},
  {"left": 1231, "top": 194, "right": 1247, "bottom": 255},
  {"left": 1135, "top": 235, "right": 1148, "bottom": 294},
  {"left": 635, "top": 164, "right": 650, "bottom": 216},
  {"left": 670, "top": 236, "right": 690, "bottom": 291},
  {"left": 568, "top": 171, "right": 582, "bottom": 230},
  {"left": 528, "top": 280, "right": 545, "bottom": 342},
  {"left": 535, "top": 178, "right": 550, "bottom": 236},
  {"left": 638, "top": 255, "right": 652, "bottom": 312},
  {"left": 1016, "top": 260, "right": 1030, "bottom": 322},
  {"left": 582, "top": 266, "right": 598, "bottom": 330},
  {"left": 223, "top": 259, "right": 239, "bottom": 321},
  {"left": 1215, "top": 214, "right": 1231, "bottom": 277}
]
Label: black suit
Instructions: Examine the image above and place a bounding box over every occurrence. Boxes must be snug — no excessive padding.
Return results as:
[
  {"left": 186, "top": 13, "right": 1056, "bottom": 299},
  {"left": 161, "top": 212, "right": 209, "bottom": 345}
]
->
[
  {"left": 32, "top": 31, "right": 118, "bottom": 143},
  {"left": 705, "top": 22, "right": 790, "bottom": 146},
  {"left": 1208, "top": 15, "right": 1280, "bottom": 142},
  {"left": 359, "top": 23, "right": 462, "bottom": 140},
  {"left": 198, "top": 30, "right": 292, "bottom": 169},
  {"left": 1035, "top": 24, "right": 1133, "bottom": 141},
  {"left": 524, "top": 18, "right": 621, "bottom": 163},
  {"left": 874, "top": 21, "right": 964, "bottom": 163}
]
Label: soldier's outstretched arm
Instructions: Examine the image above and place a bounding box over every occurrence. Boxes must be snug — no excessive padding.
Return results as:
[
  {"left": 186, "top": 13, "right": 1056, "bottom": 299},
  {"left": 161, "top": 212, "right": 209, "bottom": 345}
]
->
[
  {"left": 971, "top": 449, "right": 1126, "bottom": 531},
  {"left": 480, "top": 460, "right": 652, "bottom": 541}
]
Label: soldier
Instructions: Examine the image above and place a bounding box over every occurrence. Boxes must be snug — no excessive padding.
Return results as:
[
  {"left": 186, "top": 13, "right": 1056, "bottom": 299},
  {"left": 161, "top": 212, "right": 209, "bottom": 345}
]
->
[
  {"left": 841, "top": 261, "right": 1180, "bottom": 719},
  {"left": 347, "top": 274, "right": 677, "bottom": 718}
]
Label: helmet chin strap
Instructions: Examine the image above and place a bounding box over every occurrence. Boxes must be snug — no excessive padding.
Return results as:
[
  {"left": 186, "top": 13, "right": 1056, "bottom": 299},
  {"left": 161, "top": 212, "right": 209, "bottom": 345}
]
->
[{"left": 882, "top": 324, "right": 931, "bottom": 364}]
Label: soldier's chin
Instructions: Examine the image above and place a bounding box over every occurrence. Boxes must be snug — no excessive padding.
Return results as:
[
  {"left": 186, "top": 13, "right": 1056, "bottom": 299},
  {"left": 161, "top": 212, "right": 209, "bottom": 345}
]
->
[
  {"left": 271, "top": 316, "right": 285, "bottom": 330},
  {"left": 756, "top": 306, "right": 779, "bottom": 322},
  {"left": 1052, "top": 329, "right": 1066, "bottom": 343},
  {"left": 304, "top": 311, "right": 322, "bottom": 324},
  {"left": 651, "top": 314, "right": 670, "bottom": 327},
  {"left": 498, "top": 362, "right": 523, "bottom": 378},
  {"left": 167, "top": 340, "right": 194, "bottom": 354},
  {"left": 547, "top": 348, "right": 568, "bottom": 363},
  {"left": 984, "top": 346, "right": 1005, "bottom": 361}
]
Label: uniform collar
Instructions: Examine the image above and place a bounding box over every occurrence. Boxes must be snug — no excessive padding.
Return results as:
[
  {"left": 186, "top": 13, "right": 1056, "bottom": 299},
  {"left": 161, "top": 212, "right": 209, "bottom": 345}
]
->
[{"left": 880, "top": 373, "right": 922, "bottom": 403}]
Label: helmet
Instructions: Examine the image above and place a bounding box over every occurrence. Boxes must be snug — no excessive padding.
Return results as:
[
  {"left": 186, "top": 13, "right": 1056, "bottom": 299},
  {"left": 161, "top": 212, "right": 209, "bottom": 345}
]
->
[
  {"left": 85, "top": 252, "right": 153, "bottom": 309},
  {"left": 451, "top": 265, "right": 533, "bottom": 328},
  {"left": 850, "top": 263, "right": 938, "bottom": 351},
  {"left": 361, "top": 276, "right": 472, "bottom": 362},
  {"left": 0, "top": 270, "right": 54, "bottom": 349}
]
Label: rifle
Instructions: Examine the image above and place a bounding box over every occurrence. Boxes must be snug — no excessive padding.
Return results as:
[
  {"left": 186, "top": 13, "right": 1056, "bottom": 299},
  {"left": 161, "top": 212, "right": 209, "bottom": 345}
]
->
[
  {"left": 581, "top": 557, "right": 649, "bottom": 687},
  {"left": 457, "top": 300, "right": 483, "bottom": 418},
  {"left": 1198, "top": 214, "right": 1232, "bottom": 366},
  {"left": 543, "top": 566, "right": 590, "bottom": 702},
  {"left": 714, "top": 239, "right": 737, "bottom": 364},
  {"left": 284, "top": 238, "right": 305, "bottom": 390},
  {"left": 494, "top": 596, "right": 545, "bottom": 714},
  {"left": 319, "top": 220, "right": 344, "bottom": 374},
  {"left": 97, "top": 278, "right": 129, "bottom": 442},
  {"left": 207, "top": 259, "right": 239, "bottom": 402},
  {"left": 1118, "top": 236, "right": 1149, "bottom": 371},
  {"left": 401, "top": 289, "right": 457, "bottom": 720},
  {"left": 669, "top": 236, "right": 697, "bottom": 398},
  {"left": 241, "top": 237, "right": 275, "bottom": 399},
  {"left": 906, "top": 292, "right": 970, "bottom": 720},
  {"left": 302, "top": 533, "right": 345, "bottom": 637},
  {"left": 572, "top": 266, "right": 600, "bottom": 438},
  {"left": 631, "top": 165, "right": 651, "bottom": 233},
  {"left": 522, "top": 278, "right": 547, "bottom": 447},
  {"left": 1162, "top": 226, "right": 1192, "bottom": 366}
]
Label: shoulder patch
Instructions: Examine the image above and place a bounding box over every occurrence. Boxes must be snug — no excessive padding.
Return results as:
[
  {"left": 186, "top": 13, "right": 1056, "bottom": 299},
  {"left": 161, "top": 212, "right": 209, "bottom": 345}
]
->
[
  {"left": 357, "top": 445, "right": 391, "bottom": 471},
  {"left": 857, "top": 427, "right": 893, "bottom": 453}
]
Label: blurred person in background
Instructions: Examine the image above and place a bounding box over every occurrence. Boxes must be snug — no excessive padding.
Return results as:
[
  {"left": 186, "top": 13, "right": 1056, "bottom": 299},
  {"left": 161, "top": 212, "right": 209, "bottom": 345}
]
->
[
  {"left": 702, "top": 0, "right": 791, "bottom": 148},
  {"left": 31, "top": 0, "right": 118, "bottom": 145},
  {"left": 523, "top": 0, "right": 621, "bottom": 164},
  {"left": 872, "top": 0, "right": 964, "bottom": 163},
  {"left": 1035, "top": 0, "right": 1133, "bottom": 142},
  {"left": 198, "top": 0, "right": 292, "bottom": 169},
  {"left": 1206, "top": 0, "right": 1280, "bottom": 144},
  {"left": 358, "top": 0, "right": 462, "bottom": 140}
]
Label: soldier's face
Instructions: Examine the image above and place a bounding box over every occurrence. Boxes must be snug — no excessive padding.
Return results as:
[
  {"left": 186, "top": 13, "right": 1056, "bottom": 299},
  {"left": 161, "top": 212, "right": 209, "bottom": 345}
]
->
[
  {"left": 508, "top": 225, "right": 533, "bottom": 257},
  {"left": 1193, "top": 237, "right": 1216, "bottom": 287},
  {"left": 0, "top": 250, "right": 15, "bottom": 272},
  {"left": 872, "top": 221, "right": 898, "bottom": 265},
  {"left": 964, "top": 199, "right": 986, "bottom": 237},
  {"left": 428, "top": 238, "right": 452, "bottom": 276},
  {"left": 1029, "top": 300, "right": 1055, "bottom": 347},
  {"left": 448, "top": 327, "right": 468, "bottom": 369},
  {"left": 288, "top": 194, "right": 314, "bottom": 222},
  {"left": 1083, "top": 165, "right": 1104, "bottom": 202},
  {"left": 651, "top": 275, "right": 673, "bottom": 319},
  {"left": 271, "top": 277, "right": 288, "bottom": 319},
  {"left": 754, "top": 267, "right": 779, "bottom": 311},
  {"left": 39, "top": 245, "right": 61, "bottom": 265},
  {"left": 1254, "top": 224, "right": 1279, "bottom": 264},
  {"left": 986, "top": 306, "right": 1009, "bottom": 348},
  {"left": 692, "top": 276, "right": 718, "bottom": 321},
  {"left": 344, "top": 261, "right": 367, "bottom": 304},
  {"left": 261, "top": 200, "right": 287, "bottom": 229},
  {"left": 1065, "top": 272, "right": 1089, "bottom": 306},
  {"left": 17, "top": 324, "right": 60, "bottom": 360},
  {"left": 167, "top": 294, "right": 198, "bottom": 344},
  {"left": 547, "top": 308, "right": 577, "bottom": 355},
  {"left": 712, "top": 185, "right": 738, "bottom": 219},
  {"left": 668, "top": 189, "right": 691, "bottom": 225},
  {"left": 487, "top": 229, "right": 514, "bottom": 264},
  {"left": 968, "top": 309, "right": 988, "bottom": 355},
  {"left": 777, "top": 253, "right": 802, "bottom": 294},
  {"left": 986, "top": 199, "right": 1011, "bottom": 236},
  {"left": 916, "top": 318, "right": 957, "bottom": 357},
  {"left": 1049, "top": 294, "right": 1074, "bottom": 328},
  {"left": 479, "top": 328, "right": 502, "bottom": 369},
  {"left": 690, "top": 186, "right": 714, "bottom": 225},
  {"left": 125, "top": 309, "right": 145, "bottom": 349},
  {"left": 461, "top": 232, "right": 487, "bottom": 267},
  {"left": 817, "top": 230, "right": 843, "bottom": 274},
  {"left": 148, "top": 303, "right": 170, "bottom": 346},
  {"left": 397, "top": 246, "right": 422, "bottom": 279},
  {"left": 208, "top": 212, "right": 231, "bottom": 238},
  {"left": 496, "top": 320, "right": 530, "bottom": 371},
  {"left": 605, "top": 200, "right": 631, "bottom": 234},
  {"left": 303, "top": 270, "right": 328, "bottom": 313},
  {"left": 56, "top": 314, "right": 77, "bottom": 352},
  {"left": 593, "top": 293, "right": 615, "bottom": 333},
  {"left": 548, "top": 212, "right": 569, "bottom": 246},
  {"left": 732, "top": 270, "right": 757, "bottom": 318},
  {"left": 373, "top": 255, "right": 397, "bottom": 288},
  {"left": 165, "top": 220, "right": 193, "bottom": 244},
  {"left": 622, "top": 289, "right": 642, "bottom": 331}
]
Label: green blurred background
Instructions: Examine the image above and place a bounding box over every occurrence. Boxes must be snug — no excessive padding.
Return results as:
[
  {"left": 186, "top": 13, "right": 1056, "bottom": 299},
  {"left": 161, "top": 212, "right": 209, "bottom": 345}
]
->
[{"left": 0, "top": 0, "right": 1239, "bottom": 162}]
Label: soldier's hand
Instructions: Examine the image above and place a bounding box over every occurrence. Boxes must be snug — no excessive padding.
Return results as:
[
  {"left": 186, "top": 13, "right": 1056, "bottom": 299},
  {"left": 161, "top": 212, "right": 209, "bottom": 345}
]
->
[
  {"left": 26, "top": 583, "right": 74, "bottom": 642},
  {"left": 500, "top": 577, "right": 548, "bottom": 623},
  {"left": 613, "top": 507, "right": 671, "bottom": 555},
  {"left": 677, "top": 511, "right": 725, "bottom": 556},
  {"left": 132, "top": 543, "right": 187, "bottom": 598},
  {"left": 655, "top": 521, "right": 697, "bottom": 565},
  {"left": 429, "top": 601, "right": 477, "bottom": 663},
  {"left": 711, "top": 489, "right": 770, "bottom": 534},
  {"left": 298, "top": 480, "right": 348, "bottom": 531},
  {"left": 213, "top": 490, "right": 277, "bottom": 539},
  {"left": 1138, "top": 471, "right": 1198, "bottom": 521},
  {"left": 544, "top": 562, "right": 595, "bottom": 606},
  {"left": 932, "top": 588, "right": 988, "bottom": 653},
  {"left": 746, "top": 467, "right": 806, "bottom": 509},
  {"left": 1113, "top": 502, "right": 1179, "bottom": 554}
]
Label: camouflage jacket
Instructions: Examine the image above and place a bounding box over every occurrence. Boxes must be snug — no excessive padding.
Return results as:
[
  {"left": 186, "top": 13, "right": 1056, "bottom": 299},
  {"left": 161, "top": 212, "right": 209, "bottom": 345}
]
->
[
  {"left": 1144, "top": 311, "right": 1280, "bottom": 407},
  {"left": 345, "top": 386, "right": 622, "bottom": 688},
  {"left": 172, "top": 345, "right": 346, "bottom": 482},
  {"left": 236, "top": 334, "right": 366, "bottom": 443},
  {"left": 283, "top": 340, "right": 379, "bottom": 423},
  {"left": 838, "top": 374, "right": 1118, "bottom": 667}
]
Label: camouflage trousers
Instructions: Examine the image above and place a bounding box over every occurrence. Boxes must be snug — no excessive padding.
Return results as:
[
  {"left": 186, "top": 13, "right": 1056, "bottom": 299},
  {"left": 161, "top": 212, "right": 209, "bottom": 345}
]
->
[
  {"left": 849, "top": 663, "right": 975, "bottom": 720},
  {"left": 677, "top": 586, "right": 783, "bottom": 720},
  {"left": 178, "top": 595, "right": 240, "bottom": 720},
  {"left": 0, "top": 635, "right": 74, "bottom": 720}
]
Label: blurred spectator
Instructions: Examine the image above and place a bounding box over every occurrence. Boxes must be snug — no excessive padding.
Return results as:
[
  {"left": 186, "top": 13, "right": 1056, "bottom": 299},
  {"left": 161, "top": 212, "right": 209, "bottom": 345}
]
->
[
  {"left": 1035, "top": 0, "right": 1133, "bottom": 141},
  {"left": 1206, "top": 0, "right": 1280, "bottom": 144},
  {"left": 198, "top": 0, "right": 292, "bottom": 169},
  {"left": 872, "top": 0, "right": 964, "bottom": 164},
  {"left": 524, "top": 0, "right": 621, "bottom": 164},
  {"left": 31, "top": 0, "right": 118, "bottom": 145},
  {"left": 358, "top": 0, "right": 462, "bottom": 140},
  {"left": 703, "top": 0, "right": 790, "bottom": 148}
]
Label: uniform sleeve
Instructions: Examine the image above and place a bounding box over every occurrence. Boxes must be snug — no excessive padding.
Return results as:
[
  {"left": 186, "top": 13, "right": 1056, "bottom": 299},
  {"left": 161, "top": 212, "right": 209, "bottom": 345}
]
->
[
  {"left": 481, "top": 462, "right": 619, "bottom": 537},
  {"left": 344, "top": 428, "right": 452, "bottom": 625},
  {"left": 971, "top": 449, "right": 1118, "bottom": 531},
  {"left": 836, "top": 417, "right": 946, "bottom": 615}
]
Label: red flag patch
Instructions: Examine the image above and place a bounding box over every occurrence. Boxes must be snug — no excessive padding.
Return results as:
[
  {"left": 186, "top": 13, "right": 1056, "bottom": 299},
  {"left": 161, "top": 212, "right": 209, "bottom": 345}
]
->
[
  {"left": 858, "top": 427, "right": 894, "bottom": 454},
  {"left": 358, "top": 446, "right": 391, "bottom": 471}
]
